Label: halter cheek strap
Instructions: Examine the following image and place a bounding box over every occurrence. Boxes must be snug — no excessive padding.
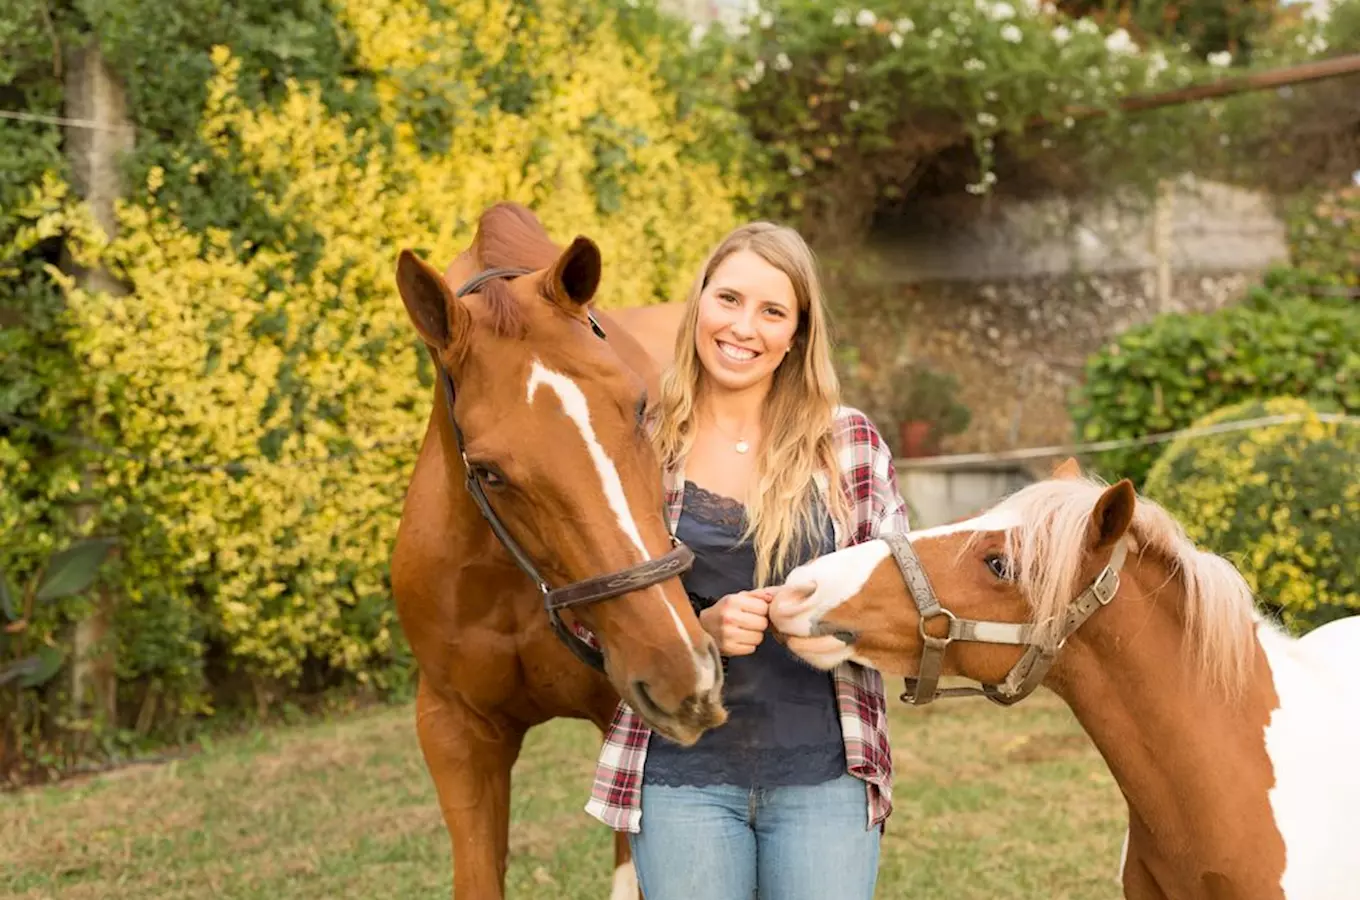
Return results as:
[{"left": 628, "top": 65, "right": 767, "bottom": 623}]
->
[{"left": 884, "top": 534, "right": 1127, "bottom": 706}]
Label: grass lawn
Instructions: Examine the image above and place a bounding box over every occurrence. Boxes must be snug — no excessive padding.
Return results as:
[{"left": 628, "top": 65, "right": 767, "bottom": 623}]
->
[{"left": 2, "top": 691, "right": 1125, "bottom": 899}]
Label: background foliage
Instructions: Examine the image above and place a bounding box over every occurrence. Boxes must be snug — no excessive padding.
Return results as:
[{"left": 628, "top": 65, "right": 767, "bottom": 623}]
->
[
  {"left": 0, "top": 0, "right": 753, "bottom": 772},
  {"left": 1144, "top": 396, "right": 1360, "bottom": 634}
]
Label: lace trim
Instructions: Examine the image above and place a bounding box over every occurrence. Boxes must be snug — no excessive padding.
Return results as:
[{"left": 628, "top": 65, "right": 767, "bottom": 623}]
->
[{"left": 683, "top": 480, "right": 747, "bottom": 530}]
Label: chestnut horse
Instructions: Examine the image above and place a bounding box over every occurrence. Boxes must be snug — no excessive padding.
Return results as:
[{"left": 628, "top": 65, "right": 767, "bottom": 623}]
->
[
  {"left": 768, "top": 459, "right": 1360, "bottom": 899},
  {"left": 391, "top": 204, "right": 725, "bottom": 899}
]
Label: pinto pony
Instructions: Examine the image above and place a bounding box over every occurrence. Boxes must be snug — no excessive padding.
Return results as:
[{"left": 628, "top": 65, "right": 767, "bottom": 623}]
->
[
  {"left": 769, "top": 459, "right": 1360, "bottom": 899},
  {"left": 392, "top": 204, "right": 725, "bottom": 899}
]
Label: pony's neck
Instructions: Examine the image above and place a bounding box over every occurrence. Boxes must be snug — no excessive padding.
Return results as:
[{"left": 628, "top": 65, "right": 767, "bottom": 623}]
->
[{"left": 1047, "top": 558, "right": 1281, "bottom": 885}]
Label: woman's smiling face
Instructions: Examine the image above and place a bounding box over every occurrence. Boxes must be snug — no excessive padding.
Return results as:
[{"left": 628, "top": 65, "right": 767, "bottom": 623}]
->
[{"left": 694, "top": 249, "right": 800, "bottom": 394}]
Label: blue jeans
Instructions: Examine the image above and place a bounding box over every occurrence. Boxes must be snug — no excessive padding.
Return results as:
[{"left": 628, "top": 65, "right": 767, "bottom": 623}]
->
[{"left": 628, "top": 774, "right": 880, "bottom": 900}]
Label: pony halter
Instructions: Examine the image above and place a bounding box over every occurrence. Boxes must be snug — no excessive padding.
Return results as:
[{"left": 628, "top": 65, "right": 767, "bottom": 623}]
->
[
  {"left": 884, "top": 533, "right": 1127, "bottom": 706},
  {"left": 430, "top": 266, "right": 694, "bottom": 674}
]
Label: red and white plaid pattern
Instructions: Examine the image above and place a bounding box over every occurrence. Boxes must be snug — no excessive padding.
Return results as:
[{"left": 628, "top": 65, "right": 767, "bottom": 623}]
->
[{"left": 585, "top": 407, "right": 911, "bottom": 833}]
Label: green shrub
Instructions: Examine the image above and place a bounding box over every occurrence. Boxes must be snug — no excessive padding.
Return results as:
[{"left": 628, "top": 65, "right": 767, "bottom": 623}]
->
[
  {"left": 1144, "top": 397, "right": 1360, "bottom": 634},
  {"left": 1071, "top": 299, "right": 1360, "bottom": 485}
]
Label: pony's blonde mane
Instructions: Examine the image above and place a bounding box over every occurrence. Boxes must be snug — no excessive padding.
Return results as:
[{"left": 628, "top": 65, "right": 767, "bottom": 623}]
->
[{"left": 991, "top": 476, "right": 1257, "bottom": 694}]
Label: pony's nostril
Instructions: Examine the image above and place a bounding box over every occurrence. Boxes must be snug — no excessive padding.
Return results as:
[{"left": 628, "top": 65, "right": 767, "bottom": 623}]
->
[{"left": 811, "top": 621, "right": 858, "bottom": 644}]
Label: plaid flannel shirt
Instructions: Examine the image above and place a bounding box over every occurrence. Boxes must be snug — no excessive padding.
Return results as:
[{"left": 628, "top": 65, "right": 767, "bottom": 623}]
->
[{"left": 584, "top": 406, "right": 911, "bottom": 833}]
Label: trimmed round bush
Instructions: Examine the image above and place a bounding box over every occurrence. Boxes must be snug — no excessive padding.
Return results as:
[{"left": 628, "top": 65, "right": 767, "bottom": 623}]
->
[{"left": 1144, "top": 397, "right": 1360, "bottom": 634}]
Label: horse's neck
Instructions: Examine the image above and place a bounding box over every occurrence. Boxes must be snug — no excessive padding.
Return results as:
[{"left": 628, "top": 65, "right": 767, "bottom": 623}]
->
[{"left": 1048, "top": 564, "right": 1279, "bottom": 865}]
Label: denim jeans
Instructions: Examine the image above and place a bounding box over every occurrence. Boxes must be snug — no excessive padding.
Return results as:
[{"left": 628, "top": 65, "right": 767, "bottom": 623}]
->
[{"left": 627, "top": 774, "right": 880, "bottom": 900}]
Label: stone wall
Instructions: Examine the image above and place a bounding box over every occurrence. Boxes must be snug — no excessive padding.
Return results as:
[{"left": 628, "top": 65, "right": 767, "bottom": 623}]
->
[{"left": 833, "top": 268, "right": 1257, "bottom": 457}]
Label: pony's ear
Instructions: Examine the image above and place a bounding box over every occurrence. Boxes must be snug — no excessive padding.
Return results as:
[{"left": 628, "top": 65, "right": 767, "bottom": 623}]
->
[
  {"left": 1087, "top": 479, "right": 1136, "bottom": 552},
  {"left": 1052, "top": 457, "right": 1083, "bottom": 480},
  {"left": 396, "top": 249, "right": 469, "bottom": 353},
  {"left": 547, "top": 236, "right": 601, "bottom": 309}
]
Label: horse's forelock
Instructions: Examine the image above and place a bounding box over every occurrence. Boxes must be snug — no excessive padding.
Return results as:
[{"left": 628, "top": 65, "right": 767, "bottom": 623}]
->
[{"left": 471, "top": 203, "right": 563, "bottom": 339}]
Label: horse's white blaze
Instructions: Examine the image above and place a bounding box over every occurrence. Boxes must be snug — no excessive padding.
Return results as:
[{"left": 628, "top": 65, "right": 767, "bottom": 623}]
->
[
  {"left": 661, "top": 591, "right": 719, "bottom": 694},
  {"left": 1256, "top": 621, "right": 1360, "bottom": 898},
  {"left": 527, "top": 362, "right": 709, "bottom": 691},
  {"left": 609, "top": 859, "right": 638, "bottom": 900},
  {"left": 527, "top": 361, "right": 649, "bottom": 559},
  {"left": 775, "top": 539, "right": 892, "bottom": 635}
]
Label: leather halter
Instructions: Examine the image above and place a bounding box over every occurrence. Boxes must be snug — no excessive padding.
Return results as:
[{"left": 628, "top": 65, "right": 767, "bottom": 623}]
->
[
  {"left": 432, "top": 265, "right": 695, "bottom": 672},
  {"left": 882, "top": 533, "right": 1127, "bottom": 706}
]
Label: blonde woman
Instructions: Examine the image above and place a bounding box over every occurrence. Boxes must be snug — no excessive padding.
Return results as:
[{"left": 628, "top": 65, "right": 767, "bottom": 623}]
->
[{"left": 586, "top": 223, "right": 910, "bottom": 899}]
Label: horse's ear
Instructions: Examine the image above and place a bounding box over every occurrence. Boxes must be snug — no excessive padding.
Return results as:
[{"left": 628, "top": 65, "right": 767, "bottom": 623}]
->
[
  {"left": 1053, "top": 457, "right": 1082, "bottom": 480},
  {"left": 1087, "top": 479, "right": 1136, "bottom": 552},
  {"left": 547, "top": 236, "right": 601, "bottom": 308},
  {"left": 396, "top": 249, "right": 469, "bottom": 352}
]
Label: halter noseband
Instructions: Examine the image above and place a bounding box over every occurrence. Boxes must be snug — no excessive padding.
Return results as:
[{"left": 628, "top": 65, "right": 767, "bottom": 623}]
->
[
  {"left": 883, "top": 533, "right": 1127, "bottom": 706},
  {"left": 431, "top": 266, "right": 694, "bottom": 673}
]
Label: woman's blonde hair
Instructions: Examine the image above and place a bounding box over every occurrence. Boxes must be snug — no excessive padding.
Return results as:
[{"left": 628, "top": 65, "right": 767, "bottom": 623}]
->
[{"left": 653, "top": 222, "right": 849, "bottom": 586}]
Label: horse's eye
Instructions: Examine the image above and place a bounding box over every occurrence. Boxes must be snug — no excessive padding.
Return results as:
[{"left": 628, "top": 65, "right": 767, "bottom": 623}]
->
[
  {"left": 470, "top": 464, "right": 507, "bottom": 490},
  {"left": 985, "top": 554, "right": 1012, "bottom": 581}
]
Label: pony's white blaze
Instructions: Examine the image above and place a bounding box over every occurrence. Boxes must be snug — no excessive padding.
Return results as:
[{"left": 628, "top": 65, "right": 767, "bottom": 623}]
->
[
  {"left": 1256, "top": 622, "right": 1360, "bottom": 899},
  {"left": 609, "top": 859, "right": 638, "bottom": 900},
  {"left": 906, "top": 507, "right": 1023, "bottom": 542},
  {"left": 776, "top": 539, "right": 891, "bottom": 635},
  {"left": 526, "top": 361, "right": 649, "bottom": 559},
  {"left": 661, "top": 591, "right": 719, "bottom": 694}
]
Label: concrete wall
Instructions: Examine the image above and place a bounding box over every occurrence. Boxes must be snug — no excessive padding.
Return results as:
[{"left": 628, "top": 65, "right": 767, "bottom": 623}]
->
[{"left": 896, "top": 462, "right": 1036, "bottom": 528}]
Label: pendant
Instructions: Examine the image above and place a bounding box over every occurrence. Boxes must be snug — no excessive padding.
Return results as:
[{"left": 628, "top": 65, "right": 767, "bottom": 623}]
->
[{"left": 735, "top": 440, "right": 749, "bottom": 454}]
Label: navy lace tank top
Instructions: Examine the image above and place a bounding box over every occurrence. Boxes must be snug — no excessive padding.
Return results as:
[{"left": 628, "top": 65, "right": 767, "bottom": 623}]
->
[{"left": 643, "top": 480, "right": 846, "bottom": 789}]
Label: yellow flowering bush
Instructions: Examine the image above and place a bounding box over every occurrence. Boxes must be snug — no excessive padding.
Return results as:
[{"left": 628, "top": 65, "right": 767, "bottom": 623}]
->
[
  {"left": 1144, "top": 397, "right": 1360, "bottom": 634},
  {"left": 0, "top": 0, "right": 753, "bottom": 744}
]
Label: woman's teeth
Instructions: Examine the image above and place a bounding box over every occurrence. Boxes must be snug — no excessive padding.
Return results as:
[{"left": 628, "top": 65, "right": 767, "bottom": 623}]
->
[{"left": 719, "top": 341, "right": 757, "bottom": 362}]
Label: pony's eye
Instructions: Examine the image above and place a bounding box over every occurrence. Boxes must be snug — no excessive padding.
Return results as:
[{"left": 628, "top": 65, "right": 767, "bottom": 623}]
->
[{"left": 985, "top": 554, "right": 1012, "bottom": 581}]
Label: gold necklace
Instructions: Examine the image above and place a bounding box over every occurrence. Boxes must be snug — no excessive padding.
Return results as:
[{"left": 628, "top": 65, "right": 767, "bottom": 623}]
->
[{"left": 707, "top": 416, "right": 754, "bottom": 454}]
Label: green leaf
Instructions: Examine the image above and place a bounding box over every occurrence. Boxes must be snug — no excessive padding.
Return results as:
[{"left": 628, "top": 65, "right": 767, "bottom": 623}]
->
[
  {"left": 35, "top": 538, "right": 116, "bottom": 603},
  {"left": 19, "top": 645, "right": 65, "bottom": 688},
  {"left": 0, "top": 644, "right": 64, "bottom": 689},
  {"left": 0, "top": 571, "right": 16, "bottom": 621}
]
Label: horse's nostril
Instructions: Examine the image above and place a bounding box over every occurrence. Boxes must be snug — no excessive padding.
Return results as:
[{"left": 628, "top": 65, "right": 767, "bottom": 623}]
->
[{"left": 631, "top": 680, "right": 658, "bottom": 717}]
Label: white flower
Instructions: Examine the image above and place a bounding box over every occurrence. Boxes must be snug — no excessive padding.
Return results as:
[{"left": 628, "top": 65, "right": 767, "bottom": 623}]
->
[
  {"left": 773, "top": 52, "right": 792, "bottom": 71},
  {"left": 689, "top": 23, "right": 708, "bottom": 47},
  {"left": 964, "top": 58, "right": 986, "bottom": 72},
  {"left": 849, "top": 99, "right": 861, "bottom": 111},
  {"left": 1308, "top": 36, "right": 1329, "bottom": 55},
  {"left": 759, "top": 11, "right": 774, "bottom": 28},
  {"left": 847, "top": 62, "right": 859, "bottom": 74},
  {"left": 977, "top": 111, "right": 999, "bottom": 128},
  {"left": 788, "top": 164, "right": 805, "bottom": 177},
  {"left": 1001, "top": 23, "right": 1023, "bottom": 43},
  {"left": 1052, "top": 25, "right": 1070, "bottom": 44},
  {"left": 985, "top": 90, "right": 998, "bottom": 101},
  {"left": 1076, "top": 19, "right": 1099, "bottom": 35},
  {"left": 1146, "top": 50, "right": 1168, "bottom": 79},
  {"left": 855, "top": 9, "right": 877, "bottom": 27},
  {"left": 1207, "top": 50, "right": 1232, "bottom": 68},
  {"left": 750, "top": 59, "right": 766, "bottom": 82},
  {"left": 889, "top": 31, "right": 904, "bottom": 48},
  {"left": 833, "top": 8, "right": 850, "bottom": 26},
  {"left": 988, "top": 2, "right": 1016, "bottom": 21},
  {"left": 895, "top": 17, "right": 915, "bottom": 33},
  {"left": 1104, "top": 28, "right": 1137, "bottom": 55},
  {"left": 1063, "top": 116, "right": 1075, "bottom": 128}
]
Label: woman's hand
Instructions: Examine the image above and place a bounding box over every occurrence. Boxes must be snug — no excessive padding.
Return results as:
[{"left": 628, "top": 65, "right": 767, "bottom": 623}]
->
[{"left": 699, "top": 590, "right": 771, "bottom": 656}]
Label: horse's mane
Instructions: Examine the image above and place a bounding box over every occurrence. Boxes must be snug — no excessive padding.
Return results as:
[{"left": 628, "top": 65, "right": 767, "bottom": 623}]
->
[
  {"left": 470, "top": 203, "right": 562, "bottom": 339},
  {"left": 988, "top": 476, "right": 1257, "bottom": 694}
]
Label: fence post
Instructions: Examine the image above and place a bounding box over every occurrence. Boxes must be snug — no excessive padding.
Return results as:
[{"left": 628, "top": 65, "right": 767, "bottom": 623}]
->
[{"left": 63, "top": 44, "right": 133, "bottom": 725}]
